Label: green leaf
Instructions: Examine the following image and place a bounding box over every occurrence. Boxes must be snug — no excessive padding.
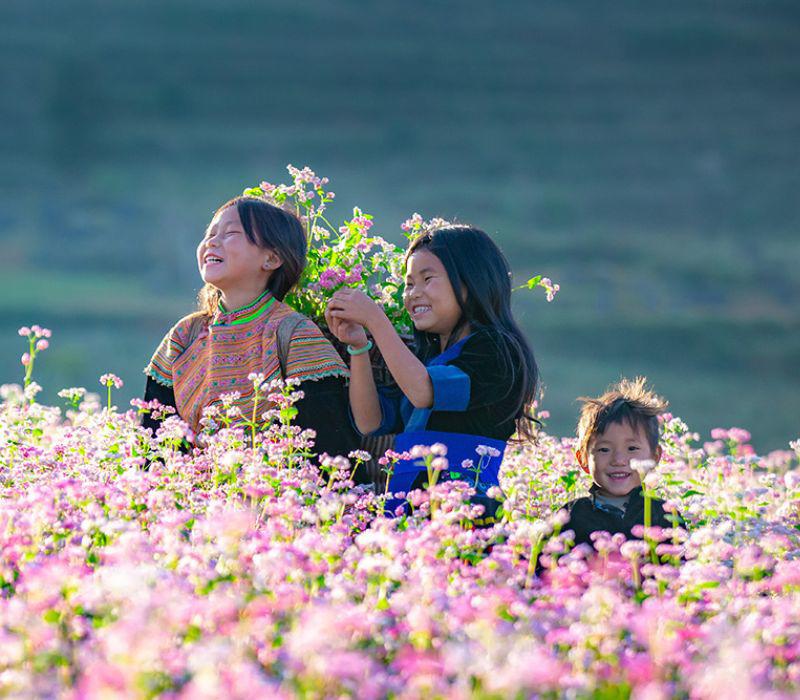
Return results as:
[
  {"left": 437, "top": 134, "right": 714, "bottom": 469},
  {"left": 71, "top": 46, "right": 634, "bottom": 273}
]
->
[
  {"left": 43, "top": 609, "right": 61, "bottom": 624},
  {"left": 183, "top": 624, "right": 202, "bottom": 643},
  {"left": 559, "top": 470, "right": 579, "bottom": 490},
  {"left": 525, "top": 275, "right": 542, "bottom": 289},
  {"left": 281, "top": 406, "right": 298, "bottom": 423}
]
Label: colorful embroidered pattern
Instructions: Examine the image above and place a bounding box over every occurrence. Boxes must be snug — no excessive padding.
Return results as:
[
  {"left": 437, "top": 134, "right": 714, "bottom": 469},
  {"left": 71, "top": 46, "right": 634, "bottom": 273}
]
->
[{"left": 144, "top": 291, "right": 348, "bottom": 432}]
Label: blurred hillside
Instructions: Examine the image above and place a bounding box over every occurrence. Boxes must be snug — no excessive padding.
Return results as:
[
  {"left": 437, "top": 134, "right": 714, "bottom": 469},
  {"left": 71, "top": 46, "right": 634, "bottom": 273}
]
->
[{"left": 1, "top": 0, "right": 798, "bottom": 450}]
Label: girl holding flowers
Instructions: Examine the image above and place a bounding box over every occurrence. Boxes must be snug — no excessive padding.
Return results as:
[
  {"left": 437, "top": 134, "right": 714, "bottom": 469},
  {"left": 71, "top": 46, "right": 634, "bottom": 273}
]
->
[
  {"left": 143, "top": 196, "right": 358, "bottom": 460},
  {"left": 325, "top": 225, "right": 539, "bottom": 517}
]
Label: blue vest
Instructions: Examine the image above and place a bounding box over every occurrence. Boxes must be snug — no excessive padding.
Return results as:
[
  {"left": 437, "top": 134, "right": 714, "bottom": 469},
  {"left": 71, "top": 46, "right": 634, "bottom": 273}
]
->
[{"left": 384, "top": 337, "right": 507, "bottom": 516}]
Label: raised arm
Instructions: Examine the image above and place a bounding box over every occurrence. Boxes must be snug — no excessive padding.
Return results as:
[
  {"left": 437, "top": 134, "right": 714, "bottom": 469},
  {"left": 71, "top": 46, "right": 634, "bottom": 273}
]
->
[{"left": 327, "top": 289, "right": 433, "bottom": 409}]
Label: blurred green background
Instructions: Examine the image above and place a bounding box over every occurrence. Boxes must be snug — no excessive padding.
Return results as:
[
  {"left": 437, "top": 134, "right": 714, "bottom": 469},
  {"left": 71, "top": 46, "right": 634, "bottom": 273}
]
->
[{"left": 1, "top": 0, "right": 798, "bottom": 451}]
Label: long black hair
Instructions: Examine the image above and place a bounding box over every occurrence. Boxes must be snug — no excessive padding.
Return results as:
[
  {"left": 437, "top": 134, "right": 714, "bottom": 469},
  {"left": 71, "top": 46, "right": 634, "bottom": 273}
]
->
[{"left": 406, "top": 225, "right": 540, "bottom": 441}]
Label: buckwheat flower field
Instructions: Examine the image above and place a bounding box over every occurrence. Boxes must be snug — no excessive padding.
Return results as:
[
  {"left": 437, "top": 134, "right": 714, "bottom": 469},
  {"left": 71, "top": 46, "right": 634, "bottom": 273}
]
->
[{"left": 2, "top": 328, "right": 799, "bottom": 698}]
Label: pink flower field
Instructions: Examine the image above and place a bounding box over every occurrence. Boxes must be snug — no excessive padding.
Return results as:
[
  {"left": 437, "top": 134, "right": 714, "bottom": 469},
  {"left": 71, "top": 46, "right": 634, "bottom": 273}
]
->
[{"left": 2, "top": 328, "right": 799, "bottom": 698}]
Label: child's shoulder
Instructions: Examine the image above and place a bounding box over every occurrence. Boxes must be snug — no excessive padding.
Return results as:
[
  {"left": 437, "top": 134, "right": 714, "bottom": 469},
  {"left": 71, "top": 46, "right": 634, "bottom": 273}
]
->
[
  {"left": 460, "top": 326, "right": 507, "bottom": 356},
  {"left": 559, "top": 495, "right": 593, "bottom": 514},
  {"left": 169, "top": 312, "right": 209, "bottom": 344}
]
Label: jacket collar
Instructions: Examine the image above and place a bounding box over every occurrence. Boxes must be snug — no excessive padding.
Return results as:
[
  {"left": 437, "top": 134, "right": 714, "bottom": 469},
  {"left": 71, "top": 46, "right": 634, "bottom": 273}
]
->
[{"left": 213, "top": 289, "right": 276, "bottom": 326}]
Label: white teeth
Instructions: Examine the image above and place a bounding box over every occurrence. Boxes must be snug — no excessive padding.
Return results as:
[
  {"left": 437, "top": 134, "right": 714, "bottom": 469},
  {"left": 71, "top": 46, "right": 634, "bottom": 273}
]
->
[
  {"left": 206, "top": 256, "right": 223, "bottom": 263},
  {"left": 413, "top": 305, "right": 431, "bottom": 314}
]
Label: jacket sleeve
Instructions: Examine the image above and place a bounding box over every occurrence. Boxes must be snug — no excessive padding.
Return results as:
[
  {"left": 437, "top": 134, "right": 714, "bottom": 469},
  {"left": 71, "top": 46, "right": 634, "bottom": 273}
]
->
[{"left": 142, "top": 376, "right": 177, "bottom": 435}]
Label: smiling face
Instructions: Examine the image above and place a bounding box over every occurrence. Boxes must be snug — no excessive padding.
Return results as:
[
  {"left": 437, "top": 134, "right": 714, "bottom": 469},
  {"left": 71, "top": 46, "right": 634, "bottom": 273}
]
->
[
  {"left": 196, "top": 205, "right": 274, "bottom": 297},
  {"left": 580, "top": 420, "right": 661, "bottom": 497},
  {"left": 403, "top": 249, "right": 464, "bottom": 341}
]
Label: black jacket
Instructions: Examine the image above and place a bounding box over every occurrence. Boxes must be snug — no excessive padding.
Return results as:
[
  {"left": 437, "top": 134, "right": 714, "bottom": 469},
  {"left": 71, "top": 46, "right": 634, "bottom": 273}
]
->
[{"left": 561, "top": 486, "right": 677, "bottom": 549}]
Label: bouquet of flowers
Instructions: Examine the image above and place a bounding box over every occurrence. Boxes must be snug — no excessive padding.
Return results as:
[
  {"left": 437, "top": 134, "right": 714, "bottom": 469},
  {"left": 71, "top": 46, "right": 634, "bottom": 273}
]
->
[
  {"left": 242, "top": 165, "right": 412, "bottom": 333},
  {"left": 243, "top": 165, "right": 559, "bottom": 334}
]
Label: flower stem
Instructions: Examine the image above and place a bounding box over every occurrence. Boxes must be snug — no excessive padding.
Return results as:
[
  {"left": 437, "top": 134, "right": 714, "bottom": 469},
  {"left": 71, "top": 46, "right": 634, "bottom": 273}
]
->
[
  {"left": 644, "top": 489, "right": 658, "bottom": 565},
  {"left": 23, "top": 337, "right": 35, "bottom": 391},
  {"left": 251, "top": 390, "right": 259, "bottom": 448},
  {"left": 524, "top": 535, "right": 543, "bottom": 588}
]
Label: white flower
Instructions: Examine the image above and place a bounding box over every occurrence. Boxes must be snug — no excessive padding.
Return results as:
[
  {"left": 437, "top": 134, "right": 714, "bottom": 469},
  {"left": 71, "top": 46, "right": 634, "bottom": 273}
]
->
[
  {"left": 24, "top": 382, "right": 43, "bottom": 401},
  {"left": 630, "top": 459, "right": 656, "bottom": 480},
  {"left": 221, "top": 450, "right": 245, "bottom": 469},
  {"left": 430, "top": 442, "right": 448, "bottom": 457}
]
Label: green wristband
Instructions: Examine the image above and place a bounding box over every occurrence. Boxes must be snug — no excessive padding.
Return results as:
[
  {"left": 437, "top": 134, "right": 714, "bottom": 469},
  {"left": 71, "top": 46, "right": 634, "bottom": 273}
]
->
[{"left": 347, "top": 340, "right": 373, "bottom": 356}]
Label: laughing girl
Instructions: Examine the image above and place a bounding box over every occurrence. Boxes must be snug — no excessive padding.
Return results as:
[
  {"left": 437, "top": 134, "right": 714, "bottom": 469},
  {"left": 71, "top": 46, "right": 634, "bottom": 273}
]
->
[
  {"left": 325, "top": 225, "right": 539, "bottom": 517},
  {"left": 143, "top": 196, "right": 358, "bottom": 461}
]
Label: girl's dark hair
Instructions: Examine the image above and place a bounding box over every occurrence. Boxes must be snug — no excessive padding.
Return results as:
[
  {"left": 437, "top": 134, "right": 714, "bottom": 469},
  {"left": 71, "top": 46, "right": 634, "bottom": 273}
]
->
[
  {"left": 406, "top": 225, "right": 540, "bottom": 441},
  {"left": 198, "top": 196, "right": 307, "bottom": 315}
]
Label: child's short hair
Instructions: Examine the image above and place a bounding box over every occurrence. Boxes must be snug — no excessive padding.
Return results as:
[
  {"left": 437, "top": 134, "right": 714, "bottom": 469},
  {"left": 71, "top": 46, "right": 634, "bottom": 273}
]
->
[{"left": 576, "top": 377, "right": 668, "bottom": 457}]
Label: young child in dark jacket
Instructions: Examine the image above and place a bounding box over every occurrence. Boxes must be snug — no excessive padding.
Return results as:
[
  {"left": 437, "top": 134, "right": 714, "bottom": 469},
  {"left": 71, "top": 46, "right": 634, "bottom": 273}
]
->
[{"left": 560, "top": 377, "right": 677, "bottom": 549}]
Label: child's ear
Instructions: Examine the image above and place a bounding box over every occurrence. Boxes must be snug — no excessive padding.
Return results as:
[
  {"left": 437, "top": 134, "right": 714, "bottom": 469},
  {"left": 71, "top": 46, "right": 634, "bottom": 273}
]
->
[
  {"left": 575, "top": 448, "right": 589, "bottom": 474},
  {"left": 262, "top": 250, "right": 283, "bottom": 271},
  {"left": 654, "top": 445, "right": 662, "bottom": 463}
]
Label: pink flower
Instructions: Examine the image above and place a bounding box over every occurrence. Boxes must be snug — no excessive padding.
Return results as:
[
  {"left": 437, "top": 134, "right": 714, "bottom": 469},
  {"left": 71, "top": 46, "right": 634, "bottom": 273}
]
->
[
  {"left": 431, "top": 457, "right": 448, "bottom": 471},
  {"left": 727, "top": 427, "right": 752, "bottom": 444},
  {"left": 784, "top": 471, "right": 800, "bottom": 490},
  {"left": 17, "top": 326, "right": 31, "bottom": 337},
  {"left": 99, "top": 373, "right": 124, "bottom": 389},
  {"left": 35, "top": 339, "right": 49, "bottom": 351},
  {"left": 409, "top": 445, "right": 430, "bottom": 459},
  {"left": 318, "top": 267, "right": 346, "bottom": 290},
  {"left": 345, "top": 264, "right": 364, "bottom": 285},
  {"left": 430, "top": 442, "right": 448, "bottom": 457},
  {"left": 539, "top": 277, "right": 560, "bottom": 302},
  {"left": 20, "top": 352, "right": 31, "bottom": 366},
  {"left": 476, "top": 444, "right": 501, "bottom": 458}
]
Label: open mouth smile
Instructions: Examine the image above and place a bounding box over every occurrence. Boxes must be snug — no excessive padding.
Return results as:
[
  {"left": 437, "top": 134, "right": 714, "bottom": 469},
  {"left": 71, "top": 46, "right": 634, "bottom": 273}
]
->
[
  {"left": 410, "top": 305, "right": 431, "bottom": 317},
  {"left": 606, "top": 471, "right": 634, "bottom": 481}
]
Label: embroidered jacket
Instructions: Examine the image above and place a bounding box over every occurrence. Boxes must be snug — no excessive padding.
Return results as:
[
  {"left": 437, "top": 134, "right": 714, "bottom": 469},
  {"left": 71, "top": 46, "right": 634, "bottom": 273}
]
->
[{"left": 145, "top": 290, "right": 348, "bottom": 434}]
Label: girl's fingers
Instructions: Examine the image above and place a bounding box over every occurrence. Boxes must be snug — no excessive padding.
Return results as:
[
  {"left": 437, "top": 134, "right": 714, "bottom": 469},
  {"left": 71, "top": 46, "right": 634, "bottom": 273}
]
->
[{"left": 324, "top": 309, "right": 344, "bottom": 340}]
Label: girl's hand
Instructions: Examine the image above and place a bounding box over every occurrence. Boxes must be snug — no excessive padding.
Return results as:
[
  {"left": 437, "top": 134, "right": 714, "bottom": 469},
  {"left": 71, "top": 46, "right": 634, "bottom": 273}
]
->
[
  {"left": 324, "top": 304, "right": 369, "bottom": 348},
  {"left": 327, "top": 288, "right": 384, "bottom": 329}
]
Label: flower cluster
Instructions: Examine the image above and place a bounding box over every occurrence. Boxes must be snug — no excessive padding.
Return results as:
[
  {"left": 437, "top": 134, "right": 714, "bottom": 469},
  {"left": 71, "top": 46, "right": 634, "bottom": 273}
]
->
[
  {"left": 240, "top": 165, "right": 559, "bottom": 334},
  {"left": 5, "top": 341, "right": 798, "bottom": 695}
]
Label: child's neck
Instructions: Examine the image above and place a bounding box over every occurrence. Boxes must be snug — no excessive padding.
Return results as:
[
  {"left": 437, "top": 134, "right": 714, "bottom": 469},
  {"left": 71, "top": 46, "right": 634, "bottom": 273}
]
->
[
  {"left": 593, "top": 484, "right": 638, "bottom": 501},
  {"left": 220, "top": 282, "right": 270, "bottom": 312},
  {"left": 439, "top": 323, "right": 471, "bottom": 352}
]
